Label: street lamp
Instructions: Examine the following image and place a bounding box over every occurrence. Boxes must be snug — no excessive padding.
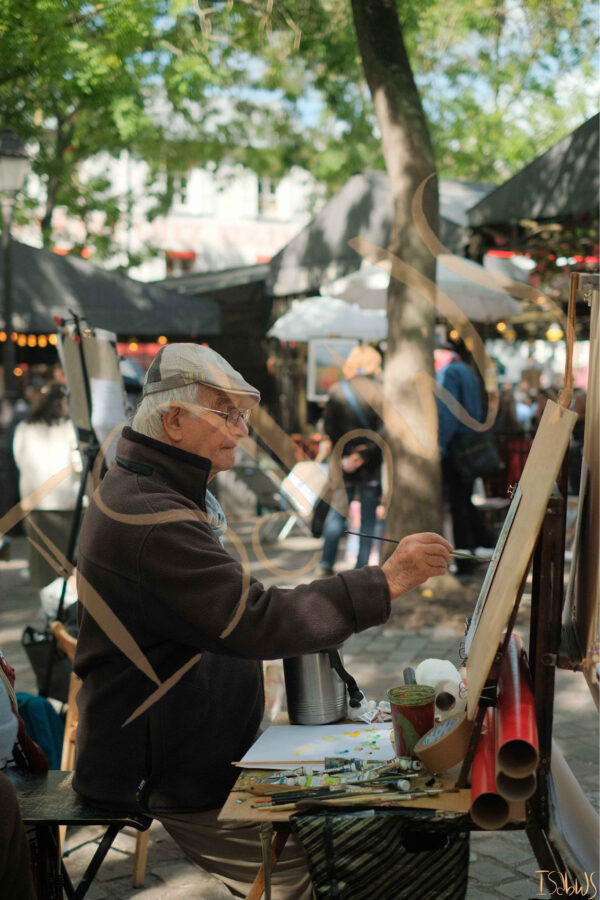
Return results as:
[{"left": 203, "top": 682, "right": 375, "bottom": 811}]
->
[{"left": 0, "top": 129, "right": 30, "bottom": 411}]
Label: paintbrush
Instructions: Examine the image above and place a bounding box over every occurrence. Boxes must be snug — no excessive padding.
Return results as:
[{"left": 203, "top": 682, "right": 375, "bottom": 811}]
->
[
  {"left": 251, "top": 785, "right": 391, "bottom": 807},
  {"left": 345, "top": 531, "right": 483, "bottom": 562}
]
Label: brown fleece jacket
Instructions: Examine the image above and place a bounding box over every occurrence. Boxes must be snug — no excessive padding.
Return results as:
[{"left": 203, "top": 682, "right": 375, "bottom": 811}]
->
[{"left": 73, "top": 427, "right": 390, "bottom": 814}]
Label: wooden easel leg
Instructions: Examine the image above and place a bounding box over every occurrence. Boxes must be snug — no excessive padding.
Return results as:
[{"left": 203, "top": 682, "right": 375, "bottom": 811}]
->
[
  {"left": 526, "top": 480, "right": 570, "bottom": 880},
  {"left": 132, "top": 829, "right": 150, "bottom": 887},
  {"left": 246, "top": 824, "right": 291, "bottom": 900},
  {"left": 528, "top": 490, "right": 566, "bottom": 833}
]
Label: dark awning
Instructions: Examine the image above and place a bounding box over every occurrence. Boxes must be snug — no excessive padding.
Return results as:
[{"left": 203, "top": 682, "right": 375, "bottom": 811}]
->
[
  {"left": 154, "top": 262, "right": 274, "bottom": 404},
  {"left": 468, "top": 114, "right": 600, "bottom": 227},
  {"left": 159, "top": 262, "right": 270, "bottom": 295},
  {"left": 0, "top": 240, "right": 221, "bottom": 336},
  {"left": 268, "top": 171, "right": 494, "bottom": 297}
]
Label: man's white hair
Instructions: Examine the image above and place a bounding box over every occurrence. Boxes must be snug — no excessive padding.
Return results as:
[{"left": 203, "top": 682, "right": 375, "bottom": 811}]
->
[{"left": 132, "top": 382, "right": 209, "bottom": 440}]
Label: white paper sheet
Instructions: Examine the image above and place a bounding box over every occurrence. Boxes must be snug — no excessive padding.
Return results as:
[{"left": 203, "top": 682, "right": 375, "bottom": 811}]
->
[
  {"left": 90, "top": 377, "right": 127, "bottom": 463},
  {"left": 237, "top": 724, "right": 396, "bottom": 770}
]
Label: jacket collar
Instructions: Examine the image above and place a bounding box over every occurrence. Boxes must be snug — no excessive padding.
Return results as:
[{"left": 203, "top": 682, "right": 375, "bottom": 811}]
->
[{"left": 116, "top": 426, "right": 211, "bottom": 507}]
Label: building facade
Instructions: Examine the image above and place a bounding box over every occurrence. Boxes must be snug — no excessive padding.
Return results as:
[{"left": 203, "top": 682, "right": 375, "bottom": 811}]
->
[{"left": 15, "top": 151, "right": 322, "bottom": 282}]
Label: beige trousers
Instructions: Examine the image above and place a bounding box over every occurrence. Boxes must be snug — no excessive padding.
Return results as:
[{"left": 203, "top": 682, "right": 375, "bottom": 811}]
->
[{"left": 157, "top": 807, "right": 314, "bottom": 899}]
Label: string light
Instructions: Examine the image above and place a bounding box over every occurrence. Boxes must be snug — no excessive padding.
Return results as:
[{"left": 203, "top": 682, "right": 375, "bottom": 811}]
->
[
  {"left": 0, "top": 332, "right": 6, "bottom": 342},
  {"left": 27, "top": 334, "right": 37, "bottom": 347},
  {"left": 496, "top": 321, "right": 507, "bottom": 333},
  {"left": 545, "top": 322, "right": 564, "bottom": 342},
  {"left": 38, "top": 335, "right": 48, "bottom": 348},
  {"left": 128, "top": 341, "right": 139, "bottom": 352},
  {"left": 14, "top": 367, "right": 23, "bottom": 377},
  {"left": 546, "top": 323, "right": 564, "bottom": 342},
  {"left": 17, "top": 334, "right": 26, "bottom": 347},
  {"left": 448, "top": 329, "right": 459, "bottom": 341},
  {"left": 48, "top": 334, "right": 57, "bottom": 346},
  {"left": 157, "top": 335, "right": 168, "bottom": 345}
]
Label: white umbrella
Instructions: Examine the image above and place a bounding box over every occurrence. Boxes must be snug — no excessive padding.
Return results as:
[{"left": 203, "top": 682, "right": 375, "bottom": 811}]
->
[
  {"left": 324, "top": 256, "right": 522, "bottom": 323},
  {"left": 267, "top": 296, "right": 387, "bottom": 342}
]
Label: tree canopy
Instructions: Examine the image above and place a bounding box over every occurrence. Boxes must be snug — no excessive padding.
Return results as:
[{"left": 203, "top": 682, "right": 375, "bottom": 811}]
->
[{"left": 0, "top": 0, "right": 596, "bottom": 260}]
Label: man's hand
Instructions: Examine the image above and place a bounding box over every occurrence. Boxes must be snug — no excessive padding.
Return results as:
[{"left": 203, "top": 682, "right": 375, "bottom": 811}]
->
[{"left": 381, "top": 533, "right": 452, "bottom": 597}]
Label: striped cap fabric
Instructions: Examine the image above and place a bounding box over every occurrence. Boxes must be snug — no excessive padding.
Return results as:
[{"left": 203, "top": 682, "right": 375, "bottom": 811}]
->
[{"left": 142, "top": 343, "right": 260, "bottom": 403}]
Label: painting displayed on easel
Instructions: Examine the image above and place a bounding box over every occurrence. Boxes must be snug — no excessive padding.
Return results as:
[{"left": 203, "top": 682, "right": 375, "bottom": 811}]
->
[{"left": 465, "top": 400, "right": 577, "bottom": 718}]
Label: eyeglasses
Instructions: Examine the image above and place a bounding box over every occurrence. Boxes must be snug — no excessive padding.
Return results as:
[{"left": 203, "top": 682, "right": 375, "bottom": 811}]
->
[{"left": 185, "top": 404, "right": 251, "bottom": 428}]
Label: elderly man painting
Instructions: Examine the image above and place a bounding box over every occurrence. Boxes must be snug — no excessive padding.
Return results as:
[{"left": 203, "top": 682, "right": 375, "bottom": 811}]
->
[{"left": 73, "top": 343, "right": 451, "bottom": 899}]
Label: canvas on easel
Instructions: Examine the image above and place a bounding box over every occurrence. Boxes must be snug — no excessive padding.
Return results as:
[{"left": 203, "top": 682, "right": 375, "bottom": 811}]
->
[
  {"left": 44, "top": 318, "right": 128, "bottom": 636},
  {"left": 465, "top": 399, "right": 577, "bottom": 717},
  {"left": 57, "top": 322, "right": 128, "bottom": 465}
]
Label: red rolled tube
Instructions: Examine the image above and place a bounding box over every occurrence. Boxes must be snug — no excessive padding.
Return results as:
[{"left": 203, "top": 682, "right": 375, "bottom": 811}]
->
[
  {"left": 470, "top": 707, "right": 510, "bottom": 830},
  {"left": 496, "top": 633, "right": 539, "bottom": 779}
]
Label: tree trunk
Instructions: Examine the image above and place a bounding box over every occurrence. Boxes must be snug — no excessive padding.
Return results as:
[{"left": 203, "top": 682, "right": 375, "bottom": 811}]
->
[
  {"left": 351, "top": 0, "right": 442, "bottom": 545},
  {"left": 41, "top": 113, "right": 72, "bottom": 248}
]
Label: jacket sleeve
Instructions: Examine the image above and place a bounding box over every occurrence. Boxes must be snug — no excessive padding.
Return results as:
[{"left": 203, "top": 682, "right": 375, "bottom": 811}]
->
[{"left": 139, "top": 517, "right": 390, "bottom": 660}]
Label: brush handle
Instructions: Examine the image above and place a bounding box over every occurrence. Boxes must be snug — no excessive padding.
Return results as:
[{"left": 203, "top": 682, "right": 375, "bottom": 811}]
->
[
  {"left": 403, "top": 667, "right": 417, "bottom": 685},
  {"left": 344, "top": 531, "right": 483, "bottom": 562}
]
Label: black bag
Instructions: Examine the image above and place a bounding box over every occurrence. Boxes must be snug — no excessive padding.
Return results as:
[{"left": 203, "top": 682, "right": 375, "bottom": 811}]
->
[
  {"left": 311, "top": 498, "right": 330, "bottom": 538},
  {"left": 21, "top": 626, "right": 72, "bottom": 704},
  {"left": 449, "top": 431, "right": 502, "bottom": 484},
  {"left": 291, "top": 807, "right": 470, "bottom": 900}
]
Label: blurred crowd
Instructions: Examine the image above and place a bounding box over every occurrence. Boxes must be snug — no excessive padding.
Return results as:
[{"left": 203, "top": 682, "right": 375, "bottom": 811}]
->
[
  {"left": 3, "top": 351, "right": 588, "bottom": 585},
  {"left": 493, "top": 379, "right": 586, "bottom": 496},
  {"left": 5, "top": 363, "right": 80, "bottom": 589}
]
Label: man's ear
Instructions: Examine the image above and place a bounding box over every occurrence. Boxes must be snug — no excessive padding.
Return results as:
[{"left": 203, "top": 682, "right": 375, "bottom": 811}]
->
[{"left": 162, "top": 405, "right": 183, "bottom": 444}]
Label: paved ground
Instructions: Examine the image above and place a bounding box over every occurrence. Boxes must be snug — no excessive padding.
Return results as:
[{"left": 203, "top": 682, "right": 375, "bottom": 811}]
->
[{"left": 1, "top": 520, "right": 597, "bottom": 900}]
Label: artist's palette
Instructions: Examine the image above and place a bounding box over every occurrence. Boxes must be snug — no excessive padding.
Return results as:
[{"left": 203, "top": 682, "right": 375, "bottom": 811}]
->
[{"left": 237, "top": 724, "right": 396, "bottom": 769}]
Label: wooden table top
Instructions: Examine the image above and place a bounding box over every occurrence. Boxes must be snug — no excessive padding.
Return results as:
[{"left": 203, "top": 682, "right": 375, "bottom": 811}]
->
[{"left": 219, "top": 771, "right": 473, "bottom": 824}]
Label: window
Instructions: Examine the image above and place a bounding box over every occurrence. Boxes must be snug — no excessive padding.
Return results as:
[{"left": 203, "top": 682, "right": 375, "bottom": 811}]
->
[{"left": 258, "top": 177, "right": 278, "bottom": 217}]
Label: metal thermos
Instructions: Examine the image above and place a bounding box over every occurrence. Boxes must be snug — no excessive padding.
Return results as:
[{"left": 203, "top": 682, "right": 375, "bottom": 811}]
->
[{"left": 283, "top": 649, "right": 348, "bottom": 725}]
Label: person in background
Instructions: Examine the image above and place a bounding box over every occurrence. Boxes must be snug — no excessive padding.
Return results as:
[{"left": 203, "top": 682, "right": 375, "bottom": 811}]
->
[
  {"left": 436, "top": 340, "right": 494, "bottom": 569},
  {"left": 531, "top": 387, "right": 558, "bottom": 433},
  {"left": 51, "top": 362, "right": 67, "bottom": 385},
  {"left": 494, "top": 385, "right": 521, "bottom": 435},
  {"left": 492, "top": 384, "right": 528, "bottom": 496},
  {"left": 318, "top": 345, "right": 384, "bottom": 576},
  {"left": 73, "top": 343, "right": 451, "bottom": 900},
  {"left": 12, "top": 382, "right": 81, "bottom": 588},
  {"left": 513, "top": 382, "right": 537, "bottom": 434},
  {"left": 0, "top": 652, "right": 37, "bottom": 900},
  {"left": 2, "top": 368, "right": 50, "bottom": 526}
]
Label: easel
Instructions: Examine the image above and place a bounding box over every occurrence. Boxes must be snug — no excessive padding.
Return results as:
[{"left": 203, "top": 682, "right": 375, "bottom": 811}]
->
[
  {"left": 456, "top": 273, "right": 599, "bottom": 889},
  {"left": 40, "top": 313, "right": 104, "bottom": 697},
  {"left": 455, "top": 473, "right": 573, "bottom": 859}
]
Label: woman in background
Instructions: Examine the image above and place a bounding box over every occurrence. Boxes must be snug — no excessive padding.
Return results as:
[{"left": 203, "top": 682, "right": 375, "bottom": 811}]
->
[
  {"left": 318, "top": 345, "right": 384, "bottom": 575},
  {"left": 12, "top": 383, "right": 81, "bottom": 588}
]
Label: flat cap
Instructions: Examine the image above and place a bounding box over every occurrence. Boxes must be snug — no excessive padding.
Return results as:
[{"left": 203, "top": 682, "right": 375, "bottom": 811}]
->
[{"left": 143, "top": 343, "right": 260, "bottom": 403}]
